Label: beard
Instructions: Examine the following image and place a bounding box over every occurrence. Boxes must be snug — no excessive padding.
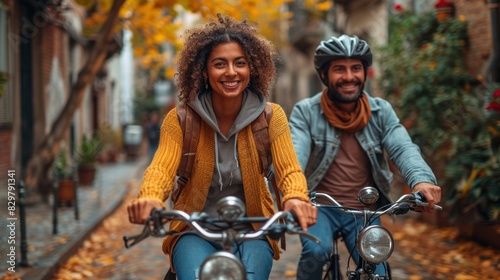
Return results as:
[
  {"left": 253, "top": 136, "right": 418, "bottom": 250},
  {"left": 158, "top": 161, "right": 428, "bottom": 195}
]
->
[{"left": 327, "top": 80, "right": 365, "bottom": 104}]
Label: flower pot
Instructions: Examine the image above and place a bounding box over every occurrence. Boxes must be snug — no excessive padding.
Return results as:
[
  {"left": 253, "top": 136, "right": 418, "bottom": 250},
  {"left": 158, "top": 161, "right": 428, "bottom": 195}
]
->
[
  {"left": 57, "top": 179, "right": 75, "bottom": 207},
  {"left": 78, "top": 165, "right": 96, "bottom": 186},
  {"left": 473, "top": 223, "right": 500, "bottom": 249},
  {"left": 458, "top": 222, "right": 500, "bottom": 250}
]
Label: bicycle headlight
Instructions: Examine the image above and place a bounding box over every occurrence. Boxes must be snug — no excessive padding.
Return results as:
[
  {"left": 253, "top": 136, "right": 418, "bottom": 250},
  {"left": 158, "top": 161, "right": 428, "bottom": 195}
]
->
[
  {"left": 357, "top": 225, "right": 394, "bottom": 264},
  {"left": 199, "top": 251, "right": 245, "bottom": 280},
  {"left": 357, "top": 187, "right": 379, "bottom": 205},
  {"left": 216, "top": 196, "right": 245, "bottom": 222}
]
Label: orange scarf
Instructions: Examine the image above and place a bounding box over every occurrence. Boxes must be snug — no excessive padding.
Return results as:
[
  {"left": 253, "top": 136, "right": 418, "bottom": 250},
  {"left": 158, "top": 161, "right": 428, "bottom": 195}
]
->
[{"left": 320, "top": 89, "right": 371, "bottom": 133}]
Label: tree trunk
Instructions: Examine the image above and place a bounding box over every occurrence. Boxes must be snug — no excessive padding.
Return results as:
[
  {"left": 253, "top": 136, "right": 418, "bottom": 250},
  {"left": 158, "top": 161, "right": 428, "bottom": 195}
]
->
[{"left": 23, "top": 0, "right": 126, "bottom": 202}]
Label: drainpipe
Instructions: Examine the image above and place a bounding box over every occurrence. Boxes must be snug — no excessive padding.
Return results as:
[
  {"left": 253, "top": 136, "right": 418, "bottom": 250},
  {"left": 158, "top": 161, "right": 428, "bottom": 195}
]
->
[{"left": 490, "top": 0, "right": 500, "bottom": 82}]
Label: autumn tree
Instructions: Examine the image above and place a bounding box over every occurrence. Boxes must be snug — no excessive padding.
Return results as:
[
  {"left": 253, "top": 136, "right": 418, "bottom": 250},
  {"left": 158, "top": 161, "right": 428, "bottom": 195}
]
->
[{"left": 23, "top": 0, "right": 299, "bottom": 200}]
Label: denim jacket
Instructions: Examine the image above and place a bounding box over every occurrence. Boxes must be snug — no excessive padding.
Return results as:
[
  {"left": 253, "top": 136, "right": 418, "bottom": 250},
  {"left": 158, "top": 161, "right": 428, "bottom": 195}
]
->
[{"left": 289, "top": 91, "right": 437, "bottom": 204}]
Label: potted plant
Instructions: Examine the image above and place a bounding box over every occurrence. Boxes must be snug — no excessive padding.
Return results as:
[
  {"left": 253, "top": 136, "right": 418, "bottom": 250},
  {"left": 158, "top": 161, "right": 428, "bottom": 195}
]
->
[
  {"left": 52, "top": 147, "right": 76, "bottom": 206},
  {"left": 97, "top": 123, "right": 123, "bottom": 163},
  {"left": 76, "top": 133, "right": 103, "bottom": 186}
]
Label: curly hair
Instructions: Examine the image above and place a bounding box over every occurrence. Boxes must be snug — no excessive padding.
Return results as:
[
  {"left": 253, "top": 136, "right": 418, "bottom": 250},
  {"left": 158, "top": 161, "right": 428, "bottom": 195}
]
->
[{"left": 176, "top": 14, "right": 279, "bottom": 102}]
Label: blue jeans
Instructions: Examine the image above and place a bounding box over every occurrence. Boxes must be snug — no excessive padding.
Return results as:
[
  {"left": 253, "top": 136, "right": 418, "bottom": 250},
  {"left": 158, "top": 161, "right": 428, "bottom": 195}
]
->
[
  {"left": 297, "top": 207, "right": 388, "bottom": 279},
  {"left": 172, "top": 232, "right": 274, "bottom": 280}
]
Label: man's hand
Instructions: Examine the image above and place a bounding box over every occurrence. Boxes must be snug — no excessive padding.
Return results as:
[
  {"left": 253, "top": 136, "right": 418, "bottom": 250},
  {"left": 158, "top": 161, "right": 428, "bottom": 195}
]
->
[
  {"left": 127, "top": 198, "right": 165, "bottom": 224},
  {"left": 413, "top": 182, "right": 441, "bottom": 213},
  {"left": 283, "top": 198, "right": 317, "bottom": 231}
]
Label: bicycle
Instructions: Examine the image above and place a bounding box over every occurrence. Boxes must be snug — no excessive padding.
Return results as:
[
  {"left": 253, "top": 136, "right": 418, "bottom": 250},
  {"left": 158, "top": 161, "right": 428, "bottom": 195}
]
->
[
  {"left": 309, "top": 187, "right": 442, "bottom": 280},
  {"left": 124, "top": 196, "right": 319, "bottom": 280}
]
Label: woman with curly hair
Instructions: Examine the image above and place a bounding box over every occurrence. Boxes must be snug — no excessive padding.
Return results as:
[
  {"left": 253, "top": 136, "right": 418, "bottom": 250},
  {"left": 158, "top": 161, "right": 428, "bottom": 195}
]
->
[{"left": 127, "top": 14, "right": 316, "bottom": 279}]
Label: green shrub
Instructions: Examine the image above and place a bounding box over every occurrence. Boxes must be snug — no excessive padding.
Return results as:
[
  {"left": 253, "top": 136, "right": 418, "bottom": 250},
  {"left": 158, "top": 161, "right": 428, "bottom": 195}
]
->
[{"left": 377, "top": 12, "right": 499, "bottom": 222}]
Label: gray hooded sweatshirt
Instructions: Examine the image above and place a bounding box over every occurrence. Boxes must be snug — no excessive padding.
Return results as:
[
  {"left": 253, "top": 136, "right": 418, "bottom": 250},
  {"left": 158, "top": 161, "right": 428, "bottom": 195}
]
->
[{"left": 188, "top": 89, "right": 267, "bottom": 219}]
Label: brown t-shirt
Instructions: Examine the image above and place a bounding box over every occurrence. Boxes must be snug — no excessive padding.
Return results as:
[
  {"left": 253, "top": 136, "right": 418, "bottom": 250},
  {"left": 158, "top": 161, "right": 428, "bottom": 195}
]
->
[{"left": 315, "top": 132, "right": 373, "bottom": 209}]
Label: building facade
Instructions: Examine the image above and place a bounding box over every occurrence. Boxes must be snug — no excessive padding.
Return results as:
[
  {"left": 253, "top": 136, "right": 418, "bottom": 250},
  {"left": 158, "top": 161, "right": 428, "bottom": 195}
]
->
[{"left": 0, "top": 0, "right": 134, "bottom": 196}]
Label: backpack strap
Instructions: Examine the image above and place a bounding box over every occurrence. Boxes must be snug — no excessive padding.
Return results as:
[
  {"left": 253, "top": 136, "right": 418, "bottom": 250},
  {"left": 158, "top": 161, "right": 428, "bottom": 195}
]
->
[
  {"left": 251, "top": 103, "right": 286, "bottom": 250},
  {"left": 171, "top": 103, "right": 200, "bottom": 203},
  {"left": 251, "top": 102, "right": 273, "bottom": 175},
  {"left": 252, "top": 103, "right": 281, "bottom": 213}
]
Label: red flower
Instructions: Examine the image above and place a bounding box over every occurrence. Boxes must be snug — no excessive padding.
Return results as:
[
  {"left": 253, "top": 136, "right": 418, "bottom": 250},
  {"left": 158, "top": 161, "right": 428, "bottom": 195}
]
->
[
  {"left": 393, "top": 3, "right": 403, "bottom": 12},
  {"left": 368, "top": 68, "right": 375, "bottom": 78},
  {"left": 493, "top": 89, "right": 500, "bottom": 98},
  {"left": 434, "top": 0, "right": 454, "bottom": 8},
  {"left": 486, "top": 101, "right": 500, "bottom": 112}
]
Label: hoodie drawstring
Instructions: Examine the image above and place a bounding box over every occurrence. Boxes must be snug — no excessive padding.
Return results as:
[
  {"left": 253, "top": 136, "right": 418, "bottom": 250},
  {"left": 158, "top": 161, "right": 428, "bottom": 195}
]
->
[
  {"left": 215, "top": 132, "right": 224, "bottom": 191},
  {"left": 214, "top": 132, "right": 239, "bottom": 191}
]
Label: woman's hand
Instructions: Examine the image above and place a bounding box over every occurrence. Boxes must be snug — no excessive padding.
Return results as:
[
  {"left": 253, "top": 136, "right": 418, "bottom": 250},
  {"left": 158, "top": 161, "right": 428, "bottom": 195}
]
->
[
  {"left": 127, "top": 198, "right": 165, "bottom": 224},
  {"left": 283, "top": 198, "right": 317, "bottom": 231}
]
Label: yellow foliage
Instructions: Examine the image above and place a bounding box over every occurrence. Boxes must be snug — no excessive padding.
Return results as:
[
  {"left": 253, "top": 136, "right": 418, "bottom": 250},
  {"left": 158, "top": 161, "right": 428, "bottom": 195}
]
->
[
  {"left": 133, "top": 46, "right": 145, "bottom": 57},
  {"left": 146, "top": 48, "right": 160, "bottom": 57},
  {"left": 304, "top": 0, "right": 331, "bottom": 10},
  {"left": 154, "top": 0, "right": 177, "bottom": 9},
  {"left": 153, "top": 33, "right": 167, "bottom": 44},
  {"left": 165, "top": 67, "right": 176, "bottom": 80},
  {"left": 77, "top": 0, "right": 313, "bottom": 79},
  {"left": 462, "top": 168, "right": 480, "bottom": 196},
  {"left": 428, "top": 61, "right": 436, "bottom": 71},
  {"left": 99, "top": 0, "right": 113, "bottom": 11},
  {"left": 316, "top": 1, "right": 332, "bottom": 11},
  {"left": 74, "top": 0, "right": 95, "bottom": 9}
]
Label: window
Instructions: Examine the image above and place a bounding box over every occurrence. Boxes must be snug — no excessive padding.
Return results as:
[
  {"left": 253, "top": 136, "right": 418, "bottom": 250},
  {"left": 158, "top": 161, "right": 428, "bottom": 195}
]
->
[{"left": 0, "top": 6, "right": 13, "bottom": 125}]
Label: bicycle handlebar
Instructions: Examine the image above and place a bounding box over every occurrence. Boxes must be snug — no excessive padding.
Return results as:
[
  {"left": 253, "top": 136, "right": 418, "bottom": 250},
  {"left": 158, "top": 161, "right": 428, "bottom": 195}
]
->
[
  {"left": 309, "top": 191, "right": 442, "bottom": 217},
  {"left": 124, "top": 209, "right": 320, "bottom": 249}
]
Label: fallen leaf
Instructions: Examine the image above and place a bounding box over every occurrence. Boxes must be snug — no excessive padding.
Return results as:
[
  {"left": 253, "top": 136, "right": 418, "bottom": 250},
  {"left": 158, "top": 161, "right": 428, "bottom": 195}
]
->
[
  {"left": 454, "top": 273, "right": 479, "bottom": 280},
  {"left": 81, "top": 270, "right": 94, "bottom": 277}
]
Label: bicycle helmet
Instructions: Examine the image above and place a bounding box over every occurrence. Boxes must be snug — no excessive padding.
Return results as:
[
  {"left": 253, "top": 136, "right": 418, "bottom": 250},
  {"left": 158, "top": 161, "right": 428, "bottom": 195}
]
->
[{"left": 314, "top": 35, "right": 372, "bottom": 85}]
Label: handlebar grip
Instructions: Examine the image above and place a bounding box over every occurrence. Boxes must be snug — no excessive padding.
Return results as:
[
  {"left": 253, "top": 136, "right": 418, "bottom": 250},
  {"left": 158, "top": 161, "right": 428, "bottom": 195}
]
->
[
  {"left": 414, "top": 191, "right": 425, "bottom": 202},
  {"left": 414, "top": 191, "right": 443, "bottom": 211}
]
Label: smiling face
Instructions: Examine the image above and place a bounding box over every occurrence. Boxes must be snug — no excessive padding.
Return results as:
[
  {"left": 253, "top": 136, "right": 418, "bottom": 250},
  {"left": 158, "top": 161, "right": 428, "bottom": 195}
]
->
[
  {"left": 206, "top": 41, "right": 250, "bottom": 102},
  {"left": 323, "top": 58, "right": 365, "bottom": 104}
]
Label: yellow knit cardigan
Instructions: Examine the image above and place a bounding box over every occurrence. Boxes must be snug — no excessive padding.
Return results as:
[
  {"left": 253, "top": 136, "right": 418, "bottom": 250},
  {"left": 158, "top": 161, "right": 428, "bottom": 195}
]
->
[{"left": 136, "top": 103, "right": 310, "bottom": 261}]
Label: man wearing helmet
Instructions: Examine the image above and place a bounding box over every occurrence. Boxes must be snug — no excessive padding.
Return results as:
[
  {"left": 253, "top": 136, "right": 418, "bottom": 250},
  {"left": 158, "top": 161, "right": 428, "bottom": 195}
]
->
[{"left": 289, "top": 34, "right": 442, "bottom": 279}]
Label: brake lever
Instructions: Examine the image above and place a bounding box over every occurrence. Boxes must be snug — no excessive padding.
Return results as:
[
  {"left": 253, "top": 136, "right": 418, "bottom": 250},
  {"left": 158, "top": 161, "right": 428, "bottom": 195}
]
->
[
  {"left": 123, "top": 217, "right": 154, "bottom": 248},
  {"left": 285, "top": 212, "right": 321, "bottom": 244},
  {"left": 391, "top": 202, "right": 411, "bottom": 215},
  {"left": 308, "top": 191, "right": 317, "bottom": 202}
]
